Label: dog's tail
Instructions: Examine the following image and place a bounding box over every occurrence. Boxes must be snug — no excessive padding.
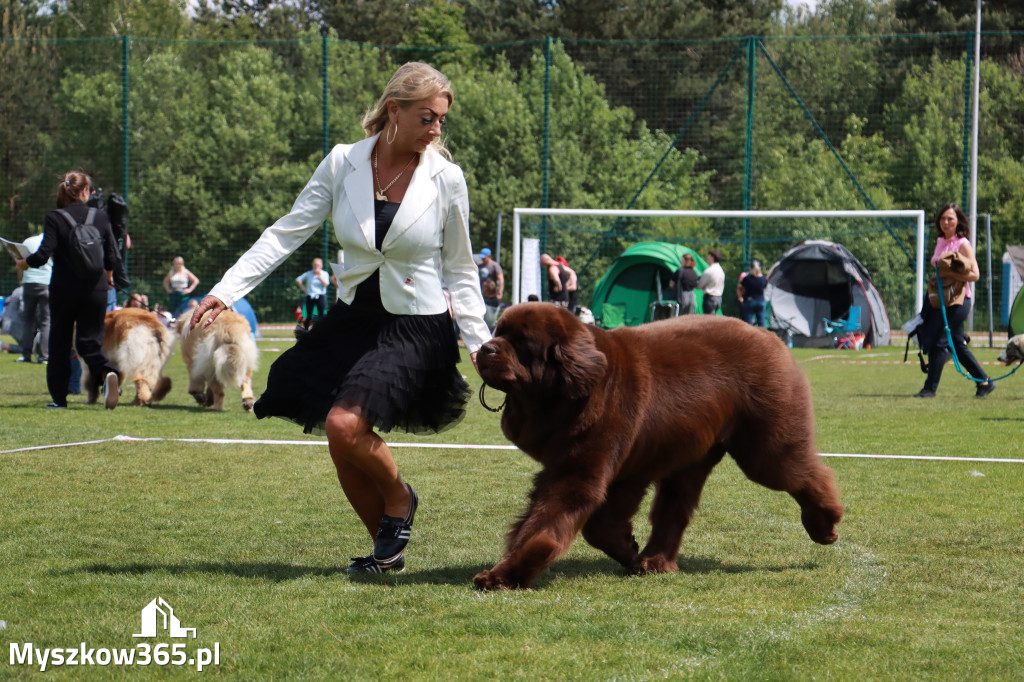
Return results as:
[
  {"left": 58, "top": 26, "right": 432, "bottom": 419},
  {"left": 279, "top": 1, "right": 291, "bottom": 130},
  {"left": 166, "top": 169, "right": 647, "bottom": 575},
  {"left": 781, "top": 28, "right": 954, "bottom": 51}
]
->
[
  {"left": 213, "top": 341, "right": 259, "bottom": 389},
  {"left": 155, "top": 327, "right": 176, "bottom": 367}
]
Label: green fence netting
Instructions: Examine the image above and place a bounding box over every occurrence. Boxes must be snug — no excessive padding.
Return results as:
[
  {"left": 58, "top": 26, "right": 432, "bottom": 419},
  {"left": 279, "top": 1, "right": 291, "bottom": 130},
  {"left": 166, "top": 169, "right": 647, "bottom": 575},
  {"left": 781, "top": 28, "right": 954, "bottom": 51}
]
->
[{"left": 2, "top": 33, "right": 1022, "bottom": 332}]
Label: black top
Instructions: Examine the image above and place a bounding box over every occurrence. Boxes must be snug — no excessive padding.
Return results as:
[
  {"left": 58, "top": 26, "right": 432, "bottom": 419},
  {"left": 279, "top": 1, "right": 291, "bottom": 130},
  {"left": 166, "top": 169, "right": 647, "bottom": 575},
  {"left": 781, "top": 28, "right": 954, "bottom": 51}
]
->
[
  {"left": 740, "top": 274, "right": 768, "bottom": 301},
  {"left": 351, "top": 200, "right": 399, "bottom": 309},
  {"left": 673, "top": 266, "right": 699, "bottom": 292},
  {"left": 26, "top": 200, "right": 117, "bottom": 292},
  {"left": 548, "top": 263, "right": 570, "bottom": 302}
]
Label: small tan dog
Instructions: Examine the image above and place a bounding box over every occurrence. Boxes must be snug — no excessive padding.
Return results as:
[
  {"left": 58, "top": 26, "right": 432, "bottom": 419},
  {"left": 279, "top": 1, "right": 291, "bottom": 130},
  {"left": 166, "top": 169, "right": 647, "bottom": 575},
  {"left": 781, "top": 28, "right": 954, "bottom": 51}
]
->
[
  {"left": 176, "top": 310, "right": 258, "bottom": 412},
  {"left": 87, "top": 308, "right": 174, "bottom": 406}
]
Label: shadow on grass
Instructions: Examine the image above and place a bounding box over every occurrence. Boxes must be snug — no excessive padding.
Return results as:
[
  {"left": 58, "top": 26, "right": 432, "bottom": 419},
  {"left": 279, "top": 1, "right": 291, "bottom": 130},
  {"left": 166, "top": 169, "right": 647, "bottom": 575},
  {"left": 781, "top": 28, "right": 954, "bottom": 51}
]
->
[{"left": 65, "top": 555, "right": 818, "bottom": 588}]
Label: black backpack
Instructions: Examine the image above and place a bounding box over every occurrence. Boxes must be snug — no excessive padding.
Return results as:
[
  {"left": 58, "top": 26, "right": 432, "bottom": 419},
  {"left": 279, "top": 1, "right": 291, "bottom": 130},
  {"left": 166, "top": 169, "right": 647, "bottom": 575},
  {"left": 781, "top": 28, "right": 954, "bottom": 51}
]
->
[{"left": 57, "top": 208, "right": 105, "bottom": 280}]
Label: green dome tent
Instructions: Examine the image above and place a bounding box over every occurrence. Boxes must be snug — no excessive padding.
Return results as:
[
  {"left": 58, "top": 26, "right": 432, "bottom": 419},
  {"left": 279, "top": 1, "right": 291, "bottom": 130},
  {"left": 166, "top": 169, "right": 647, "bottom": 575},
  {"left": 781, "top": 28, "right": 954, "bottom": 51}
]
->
[
  {"left": 591, "top": 242, "right": 711, "bottom": 328},
  {"left": 1007, "top": 245, "right": 1024, "bottom": 335},
  {"left": 1010, "top": 290, "right": 1024, "bottom": 336}
]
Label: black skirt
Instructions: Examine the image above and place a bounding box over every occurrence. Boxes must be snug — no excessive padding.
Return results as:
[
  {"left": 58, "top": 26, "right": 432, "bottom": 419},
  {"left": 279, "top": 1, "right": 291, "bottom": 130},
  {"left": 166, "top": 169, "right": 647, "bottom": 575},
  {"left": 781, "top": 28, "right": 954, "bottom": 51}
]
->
[{"left": 253, "top": 299, "right": 470, "bottom": 436}]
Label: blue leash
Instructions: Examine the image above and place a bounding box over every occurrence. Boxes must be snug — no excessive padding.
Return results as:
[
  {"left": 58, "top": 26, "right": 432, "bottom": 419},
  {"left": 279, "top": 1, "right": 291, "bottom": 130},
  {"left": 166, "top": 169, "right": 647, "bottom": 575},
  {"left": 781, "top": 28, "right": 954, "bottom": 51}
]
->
[{"left": 935, "top": 267, "right": 1023, "bottom": 383}]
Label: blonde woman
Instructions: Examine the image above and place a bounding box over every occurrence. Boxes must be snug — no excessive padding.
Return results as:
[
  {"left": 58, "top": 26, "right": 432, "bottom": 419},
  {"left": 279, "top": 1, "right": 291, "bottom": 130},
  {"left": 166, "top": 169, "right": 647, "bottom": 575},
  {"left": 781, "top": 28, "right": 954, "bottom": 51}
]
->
[
  {"left": 162, "top": 256, "right": 199, "bottom": 315},
  {"left": 189, "top": 63, "right": 490, "bottom": 574}
]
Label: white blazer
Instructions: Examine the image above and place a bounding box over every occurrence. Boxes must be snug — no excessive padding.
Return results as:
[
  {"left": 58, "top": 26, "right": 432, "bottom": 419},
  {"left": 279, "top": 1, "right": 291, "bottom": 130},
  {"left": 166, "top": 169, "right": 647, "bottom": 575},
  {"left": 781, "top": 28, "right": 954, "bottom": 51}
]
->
[{"left": 208, "top": 134, "right": 491, "bottom": 352}]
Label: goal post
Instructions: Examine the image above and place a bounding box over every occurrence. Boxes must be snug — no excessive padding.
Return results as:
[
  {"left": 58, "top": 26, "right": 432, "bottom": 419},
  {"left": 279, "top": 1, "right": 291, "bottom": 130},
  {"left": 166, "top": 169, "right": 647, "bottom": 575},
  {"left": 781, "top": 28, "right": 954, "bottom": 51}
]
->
[{"left": 511, "top": 208, "right": 927, "bottom": 314}]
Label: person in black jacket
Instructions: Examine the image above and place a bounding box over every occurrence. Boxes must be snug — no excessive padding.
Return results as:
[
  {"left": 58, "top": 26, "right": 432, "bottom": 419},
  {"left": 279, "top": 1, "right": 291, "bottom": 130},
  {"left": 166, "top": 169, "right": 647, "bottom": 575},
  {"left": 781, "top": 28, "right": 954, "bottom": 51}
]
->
[
  {"left": 16, "top": 170, "right": 121, "bottom": 409},
  {"left": 670, "top": 252, "right": 700, "bottom": 315}
]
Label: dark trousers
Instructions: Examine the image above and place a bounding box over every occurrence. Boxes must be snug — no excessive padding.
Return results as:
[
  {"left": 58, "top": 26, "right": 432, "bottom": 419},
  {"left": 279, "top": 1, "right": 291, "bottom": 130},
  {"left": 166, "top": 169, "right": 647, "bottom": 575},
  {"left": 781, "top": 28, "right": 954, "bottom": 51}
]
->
[
  {"left": 742, "top": 298, "right": 766, "bottom": 327},
  {"left": 21, "top": 283, "right": 50, "bottom": 361},
  {"left": 46, "top": 288, "right": 118, "bottom": 406},
  {"left": 304, "top": 295, "right": 326, "bottom": 329},
  {"left": 922, "top": 299, "right": 988, "bottom": 392},
  {"left": 702, "top": 294, "right": 722, "bottom": 315}
]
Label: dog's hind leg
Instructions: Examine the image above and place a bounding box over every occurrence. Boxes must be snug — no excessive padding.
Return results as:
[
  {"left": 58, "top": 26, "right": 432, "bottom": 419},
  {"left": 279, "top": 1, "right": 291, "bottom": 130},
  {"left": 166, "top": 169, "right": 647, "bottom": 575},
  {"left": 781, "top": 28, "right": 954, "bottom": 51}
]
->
[
  {"left": 151, "top": 376, "right": 172, "bottom": 402},
  {"left": 638, "top": 446, "right": 725, "bottom": 574},
  {"left": 188, "top": 372, "right": 212, "bottom": 407},
  {"left": 729, "top": 433, "right": 842, "bottom": 545},
  {"left": 133, "top": 376, "right": 152, "bottom": 406},
  {"left": 581, "top": 477, "right": 648, "bottom": 573},
  {"left": 240, "top": 369, "right": 255, "bottom": 413},
  {"left": 209, "top": 382, "right": 227, "bottom": 411}
]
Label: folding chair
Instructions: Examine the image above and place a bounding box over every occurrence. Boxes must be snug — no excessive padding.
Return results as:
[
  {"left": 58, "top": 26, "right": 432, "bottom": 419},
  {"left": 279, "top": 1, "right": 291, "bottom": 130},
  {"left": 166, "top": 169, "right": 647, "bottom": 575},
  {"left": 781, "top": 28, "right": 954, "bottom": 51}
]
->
[
  {"left": 823, "top": 305, "right": 861, "bottom": 335},
  {"left": 824, "top": 306, "right": 863, "bottom": 349}
]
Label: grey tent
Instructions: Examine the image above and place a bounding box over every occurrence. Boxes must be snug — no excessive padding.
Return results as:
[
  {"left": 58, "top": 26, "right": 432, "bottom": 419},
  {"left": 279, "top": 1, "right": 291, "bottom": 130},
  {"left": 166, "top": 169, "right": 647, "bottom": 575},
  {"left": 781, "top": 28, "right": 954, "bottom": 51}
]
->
[{"left": 766, "top": 240, "right": 890, "bottom": 348}]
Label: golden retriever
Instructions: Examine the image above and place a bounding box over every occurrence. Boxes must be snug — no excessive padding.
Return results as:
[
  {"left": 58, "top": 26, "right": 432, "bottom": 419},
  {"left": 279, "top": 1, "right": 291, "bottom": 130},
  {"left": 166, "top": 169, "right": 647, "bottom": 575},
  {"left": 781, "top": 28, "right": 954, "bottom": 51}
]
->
[
  {"left": 87, "top": 308, "right": 174, "bottom": 406},
  {"left": 176, "top": 310, "right": 258, "bottom": 412},
  {"left": 473, "top": 303, "right": 842, "bottom": 590}
]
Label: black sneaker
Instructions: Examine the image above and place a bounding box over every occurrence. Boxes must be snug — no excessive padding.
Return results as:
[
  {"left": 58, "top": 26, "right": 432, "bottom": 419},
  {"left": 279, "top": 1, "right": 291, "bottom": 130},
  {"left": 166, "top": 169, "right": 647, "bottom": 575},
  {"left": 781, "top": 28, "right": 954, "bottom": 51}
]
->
[
  {"left": 373, "top": 483, "right": 418, "bottom": 564},
  {"left": 975, "top": 382, "right": 996, "bottom": 399},
  {"left": 44, "top": 402, "right": 67, "bottom": 409},
  {"left": 913, "top": 389, "right": 936, "bottom": 398},
  {"left": 103, "top": 372, "right": 120, "bottom": 410},
  {"left": 346, "top": 553, "right": 405, "bottom": 574}
]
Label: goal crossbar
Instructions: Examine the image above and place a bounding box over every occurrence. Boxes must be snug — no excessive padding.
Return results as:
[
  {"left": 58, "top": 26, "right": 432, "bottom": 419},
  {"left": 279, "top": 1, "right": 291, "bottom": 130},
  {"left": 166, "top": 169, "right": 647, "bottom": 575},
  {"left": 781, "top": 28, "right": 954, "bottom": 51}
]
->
[{"left": 511, "top": 208, "right": 927, "bottom": 312}]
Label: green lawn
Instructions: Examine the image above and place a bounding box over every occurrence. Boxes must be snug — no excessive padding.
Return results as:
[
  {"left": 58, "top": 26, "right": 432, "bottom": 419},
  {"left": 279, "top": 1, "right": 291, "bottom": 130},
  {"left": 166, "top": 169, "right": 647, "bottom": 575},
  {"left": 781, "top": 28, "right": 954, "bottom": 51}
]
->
[{"left": 1, "top": 328, "right": 1022, "bottom": 680}]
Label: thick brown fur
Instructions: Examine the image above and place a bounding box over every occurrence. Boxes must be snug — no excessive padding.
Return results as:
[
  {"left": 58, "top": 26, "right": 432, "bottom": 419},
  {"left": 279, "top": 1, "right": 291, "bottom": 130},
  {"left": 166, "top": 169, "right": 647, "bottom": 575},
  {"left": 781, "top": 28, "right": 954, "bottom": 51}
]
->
[
  {"left": 175, "top": 310, "right": 258, "bottom": 412},
  {"left": 473, "top": 303, "right": 843, "bottom": 590},
  {"left": 86, "top": 308, "right": 174, "bottom": 406},
  {"left": 996, "top": 334, "right": 1024, "bottom": 365}
]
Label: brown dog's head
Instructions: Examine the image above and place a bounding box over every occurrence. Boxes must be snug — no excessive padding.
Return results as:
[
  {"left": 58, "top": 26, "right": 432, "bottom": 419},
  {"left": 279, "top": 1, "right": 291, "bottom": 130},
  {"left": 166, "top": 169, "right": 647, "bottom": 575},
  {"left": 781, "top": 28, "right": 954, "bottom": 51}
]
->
[
  {"left": 997, "top": 334, "right": 1024, "bottom": 365},
  {"left": 476, "top": 303, "right": 607, "bottom": 401}
]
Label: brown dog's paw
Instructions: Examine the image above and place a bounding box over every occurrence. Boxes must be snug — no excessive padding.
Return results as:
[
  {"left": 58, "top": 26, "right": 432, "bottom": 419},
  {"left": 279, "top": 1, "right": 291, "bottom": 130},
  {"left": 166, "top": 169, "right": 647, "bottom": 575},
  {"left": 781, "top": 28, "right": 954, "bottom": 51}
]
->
[
  {"left": 802, "top": 506, "right": 841, "bottom": 545},
  {"left": 634, "top": 555, "right": 679, "bottom": 576},
  {"left": 473, "top": 569, "right": 518, "bottom": 591},
  {"left": 242, "top": 398, "right": 255, "bottom": 413},
  {"left": 190, "top": 390, "right": 211, "bottom": 407}
]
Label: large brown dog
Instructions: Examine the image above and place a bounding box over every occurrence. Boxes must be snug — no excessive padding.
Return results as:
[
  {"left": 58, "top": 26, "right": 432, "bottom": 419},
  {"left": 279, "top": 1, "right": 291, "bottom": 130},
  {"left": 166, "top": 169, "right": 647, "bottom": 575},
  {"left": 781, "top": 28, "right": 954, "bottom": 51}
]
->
[
  {"left": 175, "top": 310, "right": 258, "bottom": 412},
  {"left": 86, "top": 308, "right": 174, "bottom": 406},
  {"left": 473, "top": 303, "right": 842, "bottom": 590}
]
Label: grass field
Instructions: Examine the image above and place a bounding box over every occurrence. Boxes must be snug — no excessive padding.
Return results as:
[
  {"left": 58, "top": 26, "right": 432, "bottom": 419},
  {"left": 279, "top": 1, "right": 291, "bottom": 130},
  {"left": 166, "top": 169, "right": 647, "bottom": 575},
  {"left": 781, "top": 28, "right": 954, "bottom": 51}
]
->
[{"left": 1, "top": 325, "right": 1022, "bottom": 680}]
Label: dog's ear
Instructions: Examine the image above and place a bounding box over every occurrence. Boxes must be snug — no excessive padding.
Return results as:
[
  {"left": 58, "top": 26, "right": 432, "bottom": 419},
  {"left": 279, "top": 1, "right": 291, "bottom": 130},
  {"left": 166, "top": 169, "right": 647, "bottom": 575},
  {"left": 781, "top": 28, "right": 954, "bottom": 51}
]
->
[{"left": 554, "top": 328, "right": 607, "bottom": 400}]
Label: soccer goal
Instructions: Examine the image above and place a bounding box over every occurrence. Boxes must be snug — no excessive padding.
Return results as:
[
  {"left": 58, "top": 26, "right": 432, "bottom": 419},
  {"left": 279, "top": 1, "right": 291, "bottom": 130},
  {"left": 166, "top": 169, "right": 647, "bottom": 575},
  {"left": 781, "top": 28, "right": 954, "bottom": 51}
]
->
[{"left": 511, "top": 208, "right": 927, "bottom": 315}]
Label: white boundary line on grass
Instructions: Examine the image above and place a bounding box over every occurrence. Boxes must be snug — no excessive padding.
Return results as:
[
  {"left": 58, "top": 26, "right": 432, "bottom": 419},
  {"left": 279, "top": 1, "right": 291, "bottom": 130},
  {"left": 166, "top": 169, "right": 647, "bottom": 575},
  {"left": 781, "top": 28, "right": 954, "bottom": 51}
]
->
[{"left": 1, "top": 436, "right": 1022, "bottom": 463}]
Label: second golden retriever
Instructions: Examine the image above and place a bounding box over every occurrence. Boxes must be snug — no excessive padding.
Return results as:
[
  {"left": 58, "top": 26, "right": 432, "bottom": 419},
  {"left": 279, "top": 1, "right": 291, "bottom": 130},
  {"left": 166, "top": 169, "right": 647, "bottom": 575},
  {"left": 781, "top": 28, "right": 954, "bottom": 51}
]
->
[{"left": 176, "top": 310, "right": 258, "bottom": 412}]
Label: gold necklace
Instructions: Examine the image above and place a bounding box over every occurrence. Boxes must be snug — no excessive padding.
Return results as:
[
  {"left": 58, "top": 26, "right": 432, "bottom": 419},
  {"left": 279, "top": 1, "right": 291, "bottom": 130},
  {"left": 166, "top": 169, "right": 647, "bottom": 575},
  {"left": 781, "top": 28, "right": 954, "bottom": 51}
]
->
[{"left": 374, "top": 146, "right": 416, "bottom": 201}]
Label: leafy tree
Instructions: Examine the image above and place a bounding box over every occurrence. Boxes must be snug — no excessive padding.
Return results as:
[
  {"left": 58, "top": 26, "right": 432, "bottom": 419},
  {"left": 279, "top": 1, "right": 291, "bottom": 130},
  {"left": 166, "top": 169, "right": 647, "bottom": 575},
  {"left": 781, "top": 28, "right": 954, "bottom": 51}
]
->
[
  {"left": 450, "top": 41, "right": 714, "bottom": 294},
  {"left": 398, "top": 0, "right": 475, "bottom": 70},
  {"left": 895, "top": 0, "right": 1024, "bottom": 34},
  {"left": 0, "top": 1, "right": 59, "bottom": 237},
  {"left": 317, "top": 0, "right": 428, "bottom": 45}
]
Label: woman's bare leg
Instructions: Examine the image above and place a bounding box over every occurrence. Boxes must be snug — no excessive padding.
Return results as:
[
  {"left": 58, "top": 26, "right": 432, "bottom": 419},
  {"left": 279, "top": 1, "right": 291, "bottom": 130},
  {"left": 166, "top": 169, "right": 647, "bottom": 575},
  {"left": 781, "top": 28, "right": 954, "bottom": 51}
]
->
[{"left": 325, "top": 404, "right": 412, "bottom": 539}]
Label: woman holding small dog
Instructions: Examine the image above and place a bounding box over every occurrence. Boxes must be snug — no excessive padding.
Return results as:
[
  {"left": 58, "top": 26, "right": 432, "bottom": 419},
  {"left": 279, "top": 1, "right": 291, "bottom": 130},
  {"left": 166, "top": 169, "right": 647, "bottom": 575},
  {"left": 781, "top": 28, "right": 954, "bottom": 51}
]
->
[
  {"left": 190, "top": 63, "right": 490, "bottom": 575},
  {"left": 914, "top": 203, "right": 994, "bottom": 399}
]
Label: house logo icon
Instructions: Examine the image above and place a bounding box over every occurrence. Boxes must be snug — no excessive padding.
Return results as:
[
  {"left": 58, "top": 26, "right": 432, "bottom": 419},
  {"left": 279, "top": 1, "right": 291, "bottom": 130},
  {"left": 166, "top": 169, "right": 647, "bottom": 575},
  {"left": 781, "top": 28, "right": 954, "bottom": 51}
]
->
[{"left": 133, "top": 597, "right": 197, "bottom": 639}]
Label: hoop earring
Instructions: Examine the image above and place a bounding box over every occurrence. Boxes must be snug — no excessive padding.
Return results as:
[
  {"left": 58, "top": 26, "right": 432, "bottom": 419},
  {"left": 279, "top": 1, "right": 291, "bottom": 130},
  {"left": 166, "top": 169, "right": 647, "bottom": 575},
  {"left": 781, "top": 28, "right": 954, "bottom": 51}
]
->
[{"left": 386, "top": 122, "right": 397, "bottom": 145}]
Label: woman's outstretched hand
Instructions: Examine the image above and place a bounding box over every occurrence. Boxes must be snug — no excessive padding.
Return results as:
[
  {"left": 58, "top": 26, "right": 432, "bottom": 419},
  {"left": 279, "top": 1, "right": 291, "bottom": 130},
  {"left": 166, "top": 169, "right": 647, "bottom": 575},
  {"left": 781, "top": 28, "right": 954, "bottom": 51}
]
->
[{"left": 188, "top": 295, "right": 227, "bottom": 334}]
